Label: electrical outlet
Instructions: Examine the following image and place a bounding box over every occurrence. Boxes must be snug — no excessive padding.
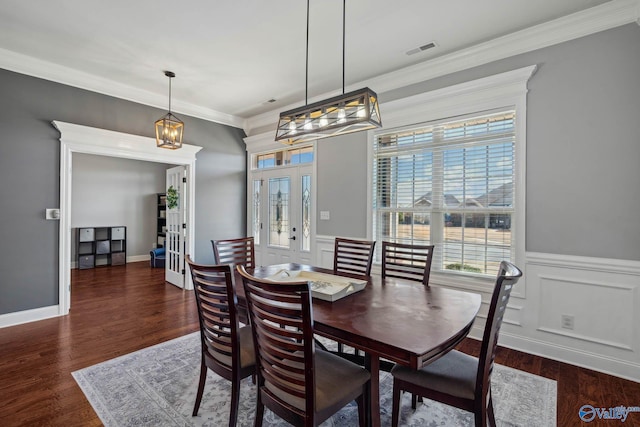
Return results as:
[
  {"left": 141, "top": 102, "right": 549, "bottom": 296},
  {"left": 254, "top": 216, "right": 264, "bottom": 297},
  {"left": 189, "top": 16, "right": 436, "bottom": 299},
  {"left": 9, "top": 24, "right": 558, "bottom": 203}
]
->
[{"left": 561, "top": 314, "right": 574, "bottom": 330}]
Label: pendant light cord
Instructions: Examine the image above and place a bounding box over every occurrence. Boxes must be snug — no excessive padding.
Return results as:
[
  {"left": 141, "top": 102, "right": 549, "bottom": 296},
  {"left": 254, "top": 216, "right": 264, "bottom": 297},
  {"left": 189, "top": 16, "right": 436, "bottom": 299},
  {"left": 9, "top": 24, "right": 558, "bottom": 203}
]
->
[
  {"left": 304, "top": 0, "right": 345, "bottom": 104},
  {"left": 305, "top": 0, "right": 309, "bottom": 105},
  {"left": 342, "top": 0, "right": 345, "bottom": 95},
  {"left": 168, "top": 76, "right": 172, "bottom": 114}
]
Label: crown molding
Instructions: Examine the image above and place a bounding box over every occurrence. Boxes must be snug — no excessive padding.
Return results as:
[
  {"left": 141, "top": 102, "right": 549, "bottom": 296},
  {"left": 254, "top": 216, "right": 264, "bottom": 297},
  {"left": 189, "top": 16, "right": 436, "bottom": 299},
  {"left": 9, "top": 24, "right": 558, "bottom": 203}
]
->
[
  {"left": 0, "top": 48, "right": 244, "bottom": 130},
  {"left": 2, "top": 0, "right": 636, "bottom": 134},
  {"left": 243, "top": 0, "right": 640, "bottom": 136}
]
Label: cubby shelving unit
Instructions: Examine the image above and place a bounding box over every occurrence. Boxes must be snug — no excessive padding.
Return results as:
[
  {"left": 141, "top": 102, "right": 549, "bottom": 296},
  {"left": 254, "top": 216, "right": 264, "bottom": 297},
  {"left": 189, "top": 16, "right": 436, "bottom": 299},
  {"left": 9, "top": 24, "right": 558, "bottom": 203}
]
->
[{"left": 77, "top": 226, "right": 127, "bottom": 269}]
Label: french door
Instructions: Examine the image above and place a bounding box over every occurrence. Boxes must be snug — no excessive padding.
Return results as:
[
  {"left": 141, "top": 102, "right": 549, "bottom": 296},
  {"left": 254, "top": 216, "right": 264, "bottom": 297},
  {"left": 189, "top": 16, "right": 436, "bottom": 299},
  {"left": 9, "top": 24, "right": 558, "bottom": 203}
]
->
[
  {"left": 251, "top": 164, "right": 314, "bottom": 266},
  {"left": 165, "top": 165, "right": 186, "bottom": 288}
]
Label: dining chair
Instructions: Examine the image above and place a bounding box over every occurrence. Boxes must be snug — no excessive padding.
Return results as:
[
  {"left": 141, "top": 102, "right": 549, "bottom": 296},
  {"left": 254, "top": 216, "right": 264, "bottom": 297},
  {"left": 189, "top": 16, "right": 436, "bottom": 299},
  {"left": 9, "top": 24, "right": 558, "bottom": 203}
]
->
[
  {"left": 331, "top": 237, "right": 376, "bottom": 356},
  {"left": 390, "top": 261, "right": 523, "bottom": 427},
  {"left": 381, "top": 241, "right": 435, "bottom": 285},
  {"left": 333, "top": 237, "right": 376, "bottom": 276},
  {"left": 212, "top": 236, "right": 256, "bottom": 269},
  {"left": 186, "top": 256, "right": 256, "bottom": 427},
  {"left": 237, "top": 265, "right": 370, "bottom": 427}
]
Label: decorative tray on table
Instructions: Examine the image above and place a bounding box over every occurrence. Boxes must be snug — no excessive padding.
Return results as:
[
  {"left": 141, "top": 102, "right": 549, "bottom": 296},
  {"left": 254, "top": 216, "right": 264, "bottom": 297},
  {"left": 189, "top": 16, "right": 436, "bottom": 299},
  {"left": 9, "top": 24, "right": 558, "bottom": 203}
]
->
[{"left": 265, "top": 270, "right": 367, "bottom": 302}]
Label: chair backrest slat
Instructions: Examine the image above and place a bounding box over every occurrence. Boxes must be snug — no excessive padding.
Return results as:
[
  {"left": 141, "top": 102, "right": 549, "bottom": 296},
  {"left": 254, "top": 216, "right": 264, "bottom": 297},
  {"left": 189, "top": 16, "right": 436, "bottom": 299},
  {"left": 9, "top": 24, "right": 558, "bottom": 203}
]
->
[
  {"left": 212, "top": 237, "right": 256, "bottom": 269},
  {"left": 382, "top": 241, "right": 434, "bottom": 285},
  {"left": 334, "top": 237, "right": 376, "bottom": 276}
]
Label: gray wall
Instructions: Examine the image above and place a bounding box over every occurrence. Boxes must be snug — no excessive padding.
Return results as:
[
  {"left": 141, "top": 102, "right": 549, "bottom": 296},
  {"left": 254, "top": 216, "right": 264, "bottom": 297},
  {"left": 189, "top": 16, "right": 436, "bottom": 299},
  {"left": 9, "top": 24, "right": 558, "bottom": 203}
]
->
[
  {"left": 316, "top": 23, "right": 640, "bottom": 261},
  {"left": 316, "top": 132, "right": 369, "bottom": 237},
  {"left": 71, "top": 153, "right": 173, "bottom": 261},
  {"left": 0, "top": 69, "right": 246, "bottom": 315}
]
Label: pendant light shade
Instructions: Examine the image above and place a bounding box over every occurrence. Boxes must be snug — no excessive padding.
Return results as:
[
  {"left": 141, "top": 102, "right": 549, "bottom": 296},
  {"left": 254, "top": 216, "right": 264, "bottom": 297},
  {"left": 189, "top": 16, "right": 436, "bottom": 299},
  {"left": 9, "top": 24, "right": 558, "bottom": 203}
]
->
[
  {"left": 155, "top": 71, "right": 184, "bottom": 149},
  {"left": 275, "top": 0, "right": 381, "bottom": 145}
]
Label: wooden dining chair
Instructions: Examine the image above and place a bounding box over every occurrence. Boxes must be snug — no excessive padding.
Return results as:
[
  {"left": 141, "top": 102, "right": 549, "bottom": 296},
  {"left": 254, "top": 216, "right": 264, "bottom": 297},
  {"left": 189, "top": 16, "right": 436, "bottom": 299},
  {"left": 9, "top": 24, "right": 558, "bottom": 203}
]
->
[
  {"left": 212, "top": 236, "right": 256, "bottom": 269},
  {"left": 382, "top": 241, "right": 435, "bottom": 285},
  {"left": 186, "top": 256, "right": 256, "bottom": 427},
  {"left": 390, "top": 261, "right": 523, "bottom": 427},
  {"left": 333, "top": 237, "right": 376, "bottom": 276},
  {"left": 332, "top": 237, "right": 376, "bottom": 355},
  {"left": 237, "top": 265, "right": 370, "bottom": 427}
]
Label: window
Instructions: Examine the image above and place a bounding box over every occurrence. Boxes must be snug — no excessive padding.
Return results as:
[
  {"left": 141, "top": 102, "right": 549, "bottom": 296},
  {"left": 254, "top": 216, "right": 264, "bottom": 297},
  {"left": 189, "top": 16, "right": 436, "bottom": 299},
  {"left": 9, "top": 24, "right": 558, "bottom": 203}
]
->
[
  {"left": 373, "top": 110, "right": 516, "bottom": 277},
  {"left": 255, "top": 146, "right": 313, "bottom": 169}
]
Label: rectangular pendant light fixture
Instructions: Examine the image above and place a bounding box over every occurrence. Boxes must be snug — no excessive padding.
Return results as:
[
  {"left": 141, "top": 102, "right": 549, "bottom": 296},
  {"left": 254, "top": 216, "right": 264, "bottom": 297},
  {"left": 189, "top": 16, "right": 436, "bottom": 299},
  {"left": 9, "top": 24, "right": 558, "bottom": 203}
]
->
[{"left": 275, "top": 87, "right": 381, "bottom": 144}]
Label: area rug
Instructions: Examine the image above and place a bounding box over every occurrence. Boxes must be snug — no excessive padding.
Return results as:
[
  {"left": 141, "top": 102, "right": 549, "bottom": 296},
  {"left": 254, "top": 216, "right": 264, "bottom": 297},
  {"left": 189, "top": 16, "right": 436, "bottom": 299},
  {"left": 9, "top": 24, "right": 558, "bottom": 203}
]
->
[{"left": 72, "top": 333, "right": 556, "bottom": 426}]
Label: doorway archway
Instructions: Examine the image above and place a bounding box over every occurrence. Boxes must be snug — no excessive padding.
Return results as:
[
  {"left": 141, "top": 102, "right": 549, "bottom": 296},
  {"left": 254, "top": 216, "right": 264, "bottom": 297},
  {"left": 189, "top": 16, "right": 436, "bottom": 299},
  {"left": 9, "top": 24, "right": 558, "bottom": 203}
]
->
[{"left": 54, "top": 121, "right": 202, "bottom": 315}]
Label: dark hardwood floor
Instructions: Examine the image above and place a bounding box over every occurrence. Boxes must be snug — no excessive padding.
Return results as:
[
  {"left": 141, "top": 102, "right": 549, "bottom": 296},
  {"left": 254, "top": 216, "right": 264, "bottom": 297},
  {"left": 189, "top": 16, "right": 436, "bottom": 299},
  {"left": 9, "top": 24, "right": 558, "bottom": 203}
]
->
[{"left": 0, "top": 261, "right": 638, "bottom": 426}]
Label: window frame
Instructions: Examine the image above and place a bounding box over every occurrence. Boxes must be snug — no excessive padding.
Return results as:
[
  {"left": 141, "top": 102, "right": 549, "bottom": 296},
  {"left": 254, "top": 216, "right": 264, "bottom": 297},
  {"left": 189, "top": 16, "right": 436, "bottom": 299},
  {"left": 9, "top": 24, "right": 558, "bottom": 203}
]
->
[{"left": 367, "top": 65, "right": 536, "bottom": 290}]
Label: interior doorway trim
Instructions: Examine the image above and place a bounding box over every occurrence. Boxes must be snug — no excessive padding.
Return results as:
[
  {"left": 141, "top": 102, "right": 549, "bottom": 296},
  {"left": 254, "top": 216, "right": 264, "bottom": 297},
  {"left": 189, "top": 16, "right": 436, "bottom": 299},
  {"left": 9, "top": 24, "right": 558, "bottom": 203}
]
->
[{"left": 53, "top": 121, "right": 202, "bottom": 316}]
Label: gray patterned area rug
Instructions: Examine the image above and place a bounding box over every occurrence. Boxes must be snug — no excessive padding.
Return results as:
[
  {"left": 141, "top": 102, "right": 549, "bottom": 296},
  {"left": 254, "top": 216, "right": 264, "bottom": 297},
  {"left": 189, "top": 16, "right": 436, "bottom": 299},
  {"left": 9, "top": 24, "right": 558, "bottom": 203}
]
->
[{"left": 72, "top": 333, "right": 556, "bottom": 426}]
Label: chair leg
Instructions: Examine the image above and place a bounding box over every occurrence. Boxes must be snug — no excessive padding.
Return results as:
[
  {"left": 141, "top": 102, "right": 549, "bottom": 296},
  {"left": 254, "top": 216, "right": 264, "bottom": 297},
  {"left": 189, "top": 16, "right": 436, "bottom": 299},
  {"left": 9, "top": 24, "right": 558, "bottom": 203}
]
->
[
  {"left": 229, "top": 376, "right": 241, "bottom": 427},
  {"left": 391, "top": 382, "right": 401, "bottom": 427},
  {"left": 338, "top": 342, "right": 344, "bottom": 354},
  {"left": 487, "top": 392, "right": 496, "bottom": 427},
  {"left": 474, "top": 403, "right": 489, "bottom": 427},
  {"left": 356, "top": 392, "right": 366, "bottom": 427},
  {"left": 411, "top": 393, "right": 417, "bottom": 409},
  {"left": 254, "top": 393, "right": 265, "bottom": 427},
  {"left": 192, "top": 358, "right": 207, "bottom": 416}
]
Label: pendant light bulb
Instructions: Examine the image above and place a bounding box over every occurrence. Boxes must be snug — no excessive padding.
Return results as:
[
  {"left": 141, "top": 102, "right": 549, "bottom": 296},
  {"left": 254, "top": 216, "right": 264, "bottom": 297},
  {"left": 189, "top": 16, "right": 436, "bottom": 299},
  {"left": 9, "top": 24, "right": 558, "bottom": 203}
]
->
[
  {"left": 337, "top": 106, "right": 346, "bottom": 124},
  {"left": 304, "top": 115, "right": 313, "bottom": 130}
]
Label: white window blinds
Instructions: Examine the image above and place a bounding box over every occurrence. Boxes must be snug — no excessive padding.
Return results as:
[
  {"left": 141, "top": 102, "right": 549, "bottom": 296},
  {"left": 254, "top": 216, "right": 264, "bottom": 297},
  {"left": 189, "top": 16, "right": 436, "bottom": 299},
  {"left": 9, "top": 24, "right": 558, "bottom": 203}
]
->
[{"left": 373, "top": 110, "right": 516, "bottom": 277}]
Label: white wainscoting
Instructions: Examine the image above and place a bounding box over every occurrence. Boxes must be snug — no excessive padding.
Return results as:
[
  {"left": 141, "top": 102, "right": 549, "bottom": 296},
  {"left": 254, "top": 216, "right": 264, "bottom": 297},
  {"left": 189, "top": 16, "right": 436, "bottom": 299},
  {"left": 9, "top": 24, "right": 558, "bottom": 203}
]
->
[
  {"left": 514, "top": 252, "right": 640, "bottom": 382},
  {"left": 315, "top": 235, "right": 640, "bottom": 381}
]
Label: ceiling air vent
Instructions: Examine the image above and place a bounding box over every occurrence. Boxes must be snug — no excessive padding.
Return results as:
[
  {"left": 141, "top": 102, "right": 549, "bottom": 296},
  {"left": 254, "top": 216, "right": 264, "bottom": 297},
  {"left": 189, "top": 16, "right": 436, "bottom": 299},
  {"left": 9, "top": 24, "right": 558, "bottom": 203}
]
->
[{"left": 406, "top": 42, "right": 437, "bottom": 56}]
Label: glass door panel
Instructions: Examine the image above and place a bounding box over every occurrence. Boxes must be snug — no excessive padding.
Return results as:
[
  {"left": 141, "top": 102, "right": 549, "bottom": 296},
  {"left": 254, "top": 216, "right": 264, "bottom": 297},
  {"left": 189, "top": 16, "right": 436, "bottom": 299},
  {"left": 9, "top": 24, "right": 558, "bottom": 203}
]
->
[{"left": 268, "top": 177, "right": 290, "bottom": 248}]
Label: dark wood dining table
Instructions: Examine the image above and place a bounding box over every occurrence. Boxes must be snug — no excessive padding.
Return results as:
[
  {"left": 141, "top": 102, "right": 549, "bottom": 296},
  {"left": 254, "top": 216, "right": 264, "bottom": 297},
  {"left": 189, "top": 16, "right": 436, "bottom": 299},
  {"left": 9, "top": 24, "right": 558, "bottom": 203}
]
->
[{"left": 235, "top": 263, "right": 481, "bottom": 427}]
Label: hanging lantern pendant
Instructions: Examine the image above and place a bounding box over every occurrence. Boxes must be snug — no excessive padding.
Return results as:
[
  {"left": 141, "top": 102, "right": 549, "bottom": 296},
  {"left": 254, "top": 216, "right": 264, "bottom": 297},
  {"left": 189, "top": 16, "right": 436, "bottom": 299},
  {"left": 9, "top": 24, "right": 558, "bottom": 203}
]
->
[{"left": 155, "top": 71, "right": 184, "bottom": 149}]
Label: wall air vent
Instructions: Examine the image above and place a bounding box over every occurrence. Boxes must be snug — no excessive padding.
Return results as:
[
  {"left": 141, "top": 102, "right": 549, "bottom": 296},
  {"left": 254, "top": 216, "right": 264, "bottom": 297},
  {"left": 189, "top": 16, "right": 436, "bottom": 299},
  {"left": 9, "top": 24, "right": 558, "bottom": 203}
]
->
[{"left": 406, "top": 42, "right": 437, "bottom": 56}]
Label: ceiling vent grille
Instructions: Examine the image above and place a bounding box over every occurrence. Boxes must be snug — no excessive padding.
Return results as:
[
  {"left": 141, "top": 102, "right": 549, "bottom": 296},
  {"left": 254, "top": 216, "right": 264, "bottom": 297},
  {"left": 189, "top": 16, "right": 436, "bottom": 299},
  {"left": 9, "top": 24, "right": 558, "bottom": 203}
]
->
[{"left": 406, "top": 42, "right": 437, "bottom": 56}]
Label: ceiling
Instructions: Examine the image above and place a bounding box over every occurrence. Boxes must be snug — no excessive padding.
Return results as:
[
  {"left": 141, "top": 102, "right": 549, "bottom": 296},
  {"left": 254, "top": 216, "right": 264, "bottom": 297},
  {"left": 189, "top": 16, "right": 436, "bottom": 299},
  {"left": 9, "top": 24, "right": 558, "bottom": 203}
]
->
[{"left": 0, "top": 0, "right": 619, "bottom": 132}]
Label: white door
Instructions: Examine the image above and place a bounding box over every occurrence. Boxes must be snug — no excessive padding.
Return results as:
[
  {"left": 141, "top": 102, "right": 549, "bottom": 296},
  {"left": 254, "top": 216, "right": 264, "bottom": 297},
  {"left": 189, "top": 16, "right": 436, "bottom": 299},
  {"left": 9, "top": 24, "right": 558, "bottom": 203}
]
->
[
  {"left": 165, "top": 166, "right": 186, "bottom": 288},
  {"left": 252, "top": 164, "right": 313, "bottom": 266}
]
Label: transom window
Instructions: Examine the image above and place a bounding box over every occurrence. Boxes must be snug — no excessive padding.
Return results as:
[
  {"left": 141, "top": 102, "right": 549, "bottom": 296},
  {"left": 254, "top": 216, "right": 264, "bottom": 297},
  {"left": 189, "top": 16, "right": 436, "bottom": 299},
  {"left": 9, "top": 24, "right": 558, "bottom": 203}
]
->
[
  {"left": 254, "top": 146, "right": 313, "bottom": 169},
  {"left": 373, "top": 110, "right": 516, "bottom": 277}
]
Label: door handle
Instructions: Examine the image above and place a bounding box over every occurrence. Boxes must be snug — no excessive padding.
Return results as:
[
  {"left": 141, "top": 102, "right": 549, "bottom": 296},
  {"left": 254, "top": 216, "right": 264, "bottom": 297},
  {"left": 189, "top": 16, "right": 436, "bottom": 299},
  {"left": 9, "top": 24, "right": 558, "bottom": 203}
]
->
[{"left": 289, "top": 236, "right": 296, "bottom": 240}]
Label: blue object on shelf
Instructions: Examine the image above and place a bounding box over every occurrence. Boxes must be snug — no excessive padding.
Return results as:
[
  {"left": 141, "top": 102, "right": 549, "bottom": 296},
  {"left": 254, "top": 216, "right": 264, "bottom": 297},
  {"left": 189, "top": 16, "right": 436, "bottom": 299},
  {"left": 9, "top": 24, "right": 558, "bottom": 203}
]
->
[{"left": 150, "top": 247, "right": 166, "bottom": 268}]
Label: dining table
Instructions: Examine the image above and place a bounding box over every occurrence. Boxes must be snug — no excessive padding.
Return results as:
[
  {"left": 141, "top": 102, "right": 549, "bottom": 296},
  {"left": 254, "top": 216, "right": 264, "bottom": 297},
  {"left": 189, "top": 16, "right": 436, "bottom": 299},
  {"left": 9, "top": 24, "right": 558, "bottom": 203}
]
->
[{"left": 234, "top": 263, "right": 482, "bottom": 427}]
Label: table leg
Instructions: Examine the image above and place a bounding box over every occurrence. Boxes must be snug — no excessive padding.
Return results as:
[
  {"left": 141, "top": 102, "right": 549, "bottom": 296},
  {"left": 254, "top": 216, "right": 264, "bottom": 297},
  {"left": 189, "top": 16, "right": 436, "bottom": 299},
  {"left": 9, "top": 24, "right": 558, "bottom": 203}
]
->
[{"left": 364, "top": 353, "right": 380, "bottom": 427}]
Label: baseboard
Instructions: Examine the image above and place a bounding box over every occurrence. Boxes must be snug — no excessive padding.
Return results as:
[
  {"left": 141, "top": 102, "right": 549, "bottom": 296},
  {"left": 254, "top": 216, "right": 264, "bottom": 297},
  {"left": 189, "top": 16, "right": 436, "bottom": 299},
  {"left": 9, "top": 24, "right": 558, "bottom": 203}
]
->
[
  {"left": 128, "top": 254, "right": 150, "bottom": 263},
  {"left": 497, "top": 332, "right": 640, "bottom": 382},
  {"left": 0, "top": 305, "right": 60, "bottom": 329},
  {"left": 71, "top": 254, "right": 151, "bottom": 269}
]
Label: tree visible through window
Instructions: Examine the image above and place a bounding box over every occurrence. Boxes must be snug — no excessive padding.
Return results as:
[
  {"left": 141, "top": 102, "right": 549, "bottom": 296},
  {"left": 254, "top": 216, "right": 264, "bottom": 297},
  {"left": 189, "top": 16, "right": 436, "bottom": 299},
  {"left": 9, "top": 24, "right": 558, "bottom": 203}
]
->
[{"left": 373, "top": 110, "right": 516, "bottom": 277}]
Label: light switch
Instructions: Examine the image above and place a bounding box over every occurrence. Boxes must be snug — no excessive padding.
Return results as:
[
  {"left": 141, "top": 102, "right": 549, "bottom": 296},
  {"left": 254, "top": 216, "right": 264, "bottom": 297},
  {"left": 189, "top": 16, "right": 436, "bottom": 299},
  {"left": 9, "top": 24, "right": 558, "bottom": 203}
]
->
[
  {"left": 320, "top": 211, "right": 330, "bottom": 220},
  {"left": 45, "top": 208, "right": 60, "bottom": 220}
]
